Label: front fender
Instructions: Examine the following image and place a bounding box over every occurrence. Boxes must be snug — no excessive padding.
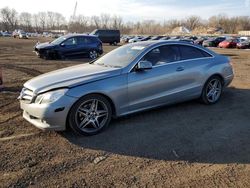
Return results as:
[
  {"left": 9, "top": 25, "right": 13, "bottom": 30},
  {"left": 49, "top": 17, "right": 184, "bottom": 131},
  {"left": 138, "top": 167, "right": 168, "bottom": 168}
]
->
[{"left": 66, "top": 74, "right": 129, "bottom": 116}]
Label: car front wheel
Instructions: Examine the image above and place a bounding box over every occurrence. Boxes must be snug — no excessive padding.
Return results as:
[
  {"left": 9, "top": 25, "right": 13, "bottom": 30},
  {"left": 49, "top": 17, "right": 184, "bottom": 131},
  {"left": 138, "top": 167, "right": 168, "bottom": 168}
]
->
[
  {"left": 201, "top": 76, "right": 223, "bottom": 104},
  {"left": 68, "top": 94, "right": 112, "bottom": 136}
]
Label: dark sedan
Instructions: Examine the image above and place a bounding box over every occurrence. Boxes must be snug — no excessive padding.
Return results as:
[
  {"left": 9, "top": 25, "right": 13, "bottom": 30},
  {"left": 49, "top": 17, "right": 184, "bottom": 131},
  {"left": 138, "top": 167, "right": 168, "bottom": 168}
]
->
[
  {"left": 34, "top": 34, "right": 103, "bottom": 60},
  {"left": 202, "top": 37, "right": 226, "bottom": 47},
  {"left": 194, "top": 37, "right": 208, "bottom": 45}
]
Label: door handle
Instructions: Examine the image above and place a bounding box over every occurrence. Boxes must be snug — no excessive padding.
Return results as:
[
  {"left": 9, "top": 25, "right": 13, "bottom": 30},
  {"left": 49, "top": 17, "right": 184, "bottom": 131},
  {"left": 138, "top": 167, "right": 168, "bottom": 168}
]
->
[{"left": 176, "top": 66, "right": 185, "bottom": 72}]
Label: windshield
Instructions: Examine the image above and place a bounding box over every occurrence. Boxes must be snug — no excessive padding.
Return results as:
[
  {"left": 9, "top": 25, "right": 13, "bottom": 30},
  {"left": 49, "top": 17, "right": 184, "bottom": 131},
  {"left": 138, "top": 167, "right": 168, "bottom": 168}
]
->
[
  {"left": 90, "top": 29, "right": 97, "bottom": 35},
  {"left": 51, "top": 36, "right": 66, "bottom": 45},
  {"left": 93, "top": 44, "right": 146, "bottom": 68}
]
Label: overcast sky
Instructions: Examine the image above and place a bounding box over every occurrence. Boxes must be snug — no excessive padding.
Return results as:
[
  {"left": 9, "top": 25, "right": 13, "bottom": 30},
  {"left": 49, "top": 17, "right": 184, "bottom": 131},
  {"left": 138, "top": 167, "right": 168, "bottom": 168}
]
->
[{"left": 0, "top": 0, "right": 250, "bottom": 21}]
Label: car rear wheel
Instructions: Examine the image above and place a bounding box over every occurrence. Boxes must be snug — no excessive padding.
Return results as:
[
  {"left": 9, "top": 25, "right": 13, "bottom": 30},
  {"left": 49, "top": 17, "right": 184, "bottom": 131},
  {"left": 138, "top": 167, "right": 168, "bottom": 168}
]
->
[
  {"left": 89, "top": 50, "right": 98, "bottom": 59},
  {"left": 68, "top": 94, "right": 112, "bottom": 136},
  {"left": 201, "top": 76, "right": 223, "bottom": 104}
]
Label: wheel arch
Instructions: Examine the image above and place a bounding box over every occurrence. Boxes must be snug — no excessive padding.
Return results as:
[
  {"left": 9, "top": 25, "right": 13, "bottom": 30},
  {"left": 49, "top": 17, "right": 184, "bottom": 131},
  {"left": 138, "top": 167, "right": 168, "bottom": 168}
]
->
[
  {"left": 66, "top": 92, "right": 117, "bottom": 130},
  {"left": 205, "top": 73, "right": 225, "bottom": 87}
]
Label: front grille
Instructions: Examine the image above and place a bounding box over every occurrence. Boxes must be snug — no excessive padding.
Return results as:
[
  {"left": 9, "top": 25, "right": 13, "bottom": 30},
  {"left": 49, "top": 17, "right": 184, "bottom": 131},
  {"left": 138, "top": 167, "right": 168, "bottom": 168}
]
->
[{"left": 19, "top": 87, "right": 34, "bottom": 103}]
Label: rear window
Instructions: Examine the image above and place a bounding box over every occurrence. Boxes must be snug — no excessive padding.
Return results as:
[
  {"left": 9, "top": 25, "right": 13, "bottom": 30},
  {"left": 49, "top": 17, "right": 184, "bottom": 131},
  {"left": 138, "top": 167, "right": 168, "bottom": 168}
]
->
[
  {"left": 77, "top": 37, "right": 97, "bottom": 44},
  {"left": 179, "top": 45, "right": 212, "bottom": 60}
]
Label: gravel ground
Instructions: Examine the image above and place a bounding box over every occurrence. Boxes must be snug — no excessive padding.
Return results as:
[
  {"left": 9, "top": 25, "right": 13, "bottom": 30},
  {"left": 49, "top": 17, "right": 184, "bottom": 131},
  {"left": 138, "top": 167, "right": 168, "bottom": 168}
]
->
[{"left": 0, "top": 37, "right": 250, "bottom": 188}]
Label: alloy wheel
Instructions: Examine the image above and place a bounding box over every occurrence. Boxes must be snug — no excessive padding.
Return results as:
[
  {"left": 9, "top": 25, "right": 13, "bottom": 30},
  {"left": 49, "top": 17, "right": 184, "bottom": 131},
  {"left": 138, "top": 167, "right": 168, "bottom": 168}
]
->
[
  {"left": 206, "top": 78, "right": 222, "bottom": 103},
  {"left": 75, "top": 99, "right": 109, "bottom": 133}
]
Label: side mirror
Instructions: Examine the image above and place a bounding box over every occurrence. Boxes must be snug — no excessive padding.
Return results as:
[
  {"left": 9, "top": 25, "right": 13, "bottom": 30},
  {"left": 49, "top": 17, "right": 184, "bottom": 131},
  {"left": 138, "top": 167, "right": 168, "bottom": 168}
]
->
[
  {"left": 61, "top": 43, "right": 65, "bottom": 47},
  {"left": 136, "top": 61, "right": 153, "bottom": 71}
]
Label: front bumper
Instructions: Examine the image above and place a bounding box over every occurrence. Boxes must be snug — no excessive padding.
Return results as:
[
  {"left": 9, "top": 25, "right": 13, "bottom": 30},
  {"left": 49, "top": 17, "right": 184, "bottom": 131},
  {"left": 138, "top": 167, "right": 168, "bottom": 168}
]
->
[{"left": 20, "top": 94, "right": 78, "bottom": 131}]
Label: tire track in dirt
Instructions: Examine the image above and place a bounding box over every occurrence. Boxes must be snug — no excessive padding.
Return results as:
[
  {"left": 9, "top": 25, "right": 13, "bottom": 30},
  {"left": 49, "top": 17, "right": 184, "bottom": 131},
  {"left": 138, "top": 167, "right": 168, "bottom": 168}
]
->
[
  {"left": 0, "top": 101, "right": 14, "bottom": 109},
  {"left": 0, "top": 112, "right": 22, "bottom": 125},
  {"left": 2, "top": 64, "right": 42, "bottom": 77}
]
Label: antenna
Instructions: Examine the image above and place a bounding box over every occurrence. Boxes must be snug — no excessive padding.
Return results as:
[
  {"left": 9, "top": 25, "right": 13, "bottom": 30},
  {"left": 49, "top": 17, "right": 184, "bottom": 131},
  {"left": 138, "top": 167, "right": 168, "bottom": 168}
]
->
[{"left": 72, "top": 1, "right": 77, "bottom": 21}]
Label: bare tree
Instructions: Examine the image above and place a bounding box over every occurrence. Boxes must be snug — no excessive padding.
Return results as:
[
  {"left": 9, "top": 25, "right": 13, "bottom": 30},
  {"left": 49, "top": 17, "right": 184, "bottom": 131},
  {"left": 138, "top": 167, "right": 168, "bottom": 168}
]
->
[
  {"left": 0, "top": 7, "right": 18, "bottom": 31},
  {"left": 100, "top": 14, "right": 111, "bottom": 29},
  {"left": 46, "top": 11, "right": 55, "bottom": 29},
  {"left": 54, "top": 13, "right": 66, "bottom": 30},
  {"left": 111, "top": 15, "right": 123, "bottom": 29},
  {"left": 32, "top": 14, "right": 40, "bottom": 32},
  {"left": 166, "top": 19, "right": 182, "bottom": 30},
  {"left": 184, "top": 16, "right": 202, "bottom": 31},
  {"left": 91, "top": 16, "right": 100, "bottom": 29},
  {"left": 19, "top": 12, "right": 32, "bottom": 31},
  {"left": 37, "top": 12, "right": 47, "bottom": 31},
  {"left": 69, "top": 15, "right": 89, "bottom": 33}
]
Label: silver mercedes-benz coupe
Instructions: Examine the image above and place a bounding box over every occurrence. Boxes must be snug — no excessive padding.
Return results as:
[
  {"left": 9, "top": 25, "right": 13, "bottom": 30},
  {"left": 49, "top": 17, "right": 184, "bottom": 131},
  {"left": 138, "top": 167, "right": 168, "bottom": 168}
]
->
[{"left": 19, "top": 41, "right": 234, "bottom": 135}]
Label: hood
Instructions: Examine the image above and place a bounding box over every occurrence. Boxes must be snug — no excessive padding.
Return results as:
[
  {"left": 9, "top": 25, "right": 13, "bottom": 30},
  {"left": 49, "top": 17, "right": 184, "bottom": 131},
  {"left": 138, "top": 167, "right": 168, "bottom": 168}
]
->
[
  {"left": 35, "top": 42, "right": 56, "bottom": 49},
  {"left": 24, "top": 63, "right": 122, "bottom": 94}
]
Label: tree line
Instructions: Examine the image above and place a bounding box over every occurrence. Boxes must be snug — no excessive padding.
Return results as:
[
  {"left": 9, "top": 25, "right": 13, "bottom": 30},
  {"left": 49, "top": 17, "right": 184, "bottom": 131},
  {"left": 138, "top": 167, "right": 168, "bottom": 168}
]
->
[{"left": 1, "top": 6, "right": 250, "bottom": 34}]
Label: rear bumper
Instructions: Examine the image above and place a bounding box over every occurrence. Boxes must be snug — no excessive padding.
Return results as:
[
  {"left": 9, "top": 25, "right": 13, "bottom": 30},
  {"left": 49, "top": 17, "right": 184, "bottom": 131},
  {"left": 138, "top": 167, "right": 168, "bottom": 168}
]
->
[{"left": 224, "top": 74, "right": 234, "bottom": 87}]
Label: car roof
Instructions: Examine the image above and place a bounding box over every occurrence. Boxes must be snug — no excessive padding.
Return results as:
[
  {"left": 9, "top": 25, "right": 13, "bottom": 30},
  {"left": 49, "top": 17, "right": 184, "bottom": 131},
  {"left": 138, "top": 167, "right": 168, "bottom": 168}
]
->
[
  {"left": 128, "top": 40, "right": 217, "bottom": 56},
  {"left": 131, "top": 40, "right": 194, "bottom": 47},
  {"left": 63, "top": 34, "right": 97, "bottom": 39}
]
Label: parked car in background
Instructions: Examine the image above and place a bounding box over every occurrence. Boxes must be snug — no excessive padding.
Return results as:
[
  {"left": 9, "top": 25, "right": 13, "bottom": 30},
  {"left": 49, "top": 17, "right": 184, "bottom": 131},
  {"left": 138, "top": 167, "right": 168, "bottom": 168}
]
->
[
  {"left": 160, "top": 36, "right": 170, "bottom": 40},
  {"left": 194, "top": 37, "right": 208, "bottom": 45},
  {"left": 19, "top": 31, "right": 28, "bottom": 39},
  {"left": 12, "top": 29, "right": 28, "bottom": 39},
  {"left": 0, "top": 67, "right": 3, "bottom": 89},
  {"left": 90, "top": 29, "right": 120, "bottom": 45},
  {"left": 218, "top": 38, "right": 238, "bottom": 48},
  {"left": 121, "top": 36, "right": 134, "bottom": 43},
  {"left": 168, "top": 38, "right": 194, "bottom": 44},
  {"left": 34, "top": 34, "right": 103, "bottom": 60},
  {"left": 236, "top": 40, "right": 250, "bottom": 49},
  {"left": 128, "top": 36, "right": 144, "bottom": 43},
  {"left": 202, "top": 37, "right": 226, "bottom": 47},
  {"left": 1, "top": 32, "right": 12, "bottom": 37},
  {"left": 19, "top": 41, "right": 234, "bottom": 136},
  {"left": 150, "top": 36, "right": 164, "bottom": 40},
  {"left": 140, "top": 36, "right": 153, "bottom": 41},
  {"left": 179, "top": 39, "right": 194, "bottom": 44}
]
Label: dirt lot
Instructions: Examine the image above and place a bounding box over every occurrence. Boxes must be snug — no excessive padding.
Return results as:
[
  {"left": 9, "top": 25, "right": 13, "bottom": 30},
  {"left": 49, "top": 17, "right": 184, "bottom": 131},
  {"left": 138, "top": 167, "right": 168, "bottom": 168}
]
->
[{"left": 0, "top": 37, "right": 250, "bottom": 188}]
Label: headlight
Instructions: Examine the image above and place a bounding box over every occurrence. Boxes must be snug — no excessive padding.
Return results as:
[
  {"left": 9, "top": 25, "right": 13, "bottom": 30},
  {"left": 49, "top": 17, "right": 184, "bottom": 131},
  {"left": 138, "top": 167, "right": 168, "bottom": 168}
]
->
[{"left": 34, "top": 89, "right": 68, "bottom": 104}]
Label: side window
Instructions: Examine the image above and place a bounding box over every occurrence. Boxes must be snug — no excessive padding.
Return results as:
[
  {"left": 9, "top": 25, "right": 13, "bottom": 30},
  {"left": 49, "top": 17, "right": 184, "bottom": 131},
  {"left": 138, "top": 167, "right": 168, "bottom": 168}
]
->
[
  {"left": 179, "top": 45, "right": 211, "bottom": 60},
  {"left": 64, "top": 37, "right": 77, "bottom": 46},
  {"left": 156, "top": 45, "right": 180, "bottom": 65},
  {"left": 142, "top": 45, "right": 180, "bottom": 66},
  {"left": 142, "top": 48, "right": 161, "bottom": 66},
  {"left": 77, "top": 37, "right": 92, "bottom": 44}
]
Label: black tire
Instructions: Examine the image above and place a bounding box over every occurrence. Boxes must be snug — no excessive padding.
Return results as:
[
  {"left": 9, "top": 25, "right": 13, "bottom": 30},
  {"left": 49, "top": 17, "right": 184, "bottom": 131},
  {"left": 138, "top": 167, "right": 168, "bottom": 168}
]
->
[
  {"left": 113, "top": 41, "right": 117, "bottom": 46},
  {"left": 68, "top": 94, "right": 112, "bottom": 136},
  {"left": 201, "top": 75, "right": 223, "bottom": 105}
]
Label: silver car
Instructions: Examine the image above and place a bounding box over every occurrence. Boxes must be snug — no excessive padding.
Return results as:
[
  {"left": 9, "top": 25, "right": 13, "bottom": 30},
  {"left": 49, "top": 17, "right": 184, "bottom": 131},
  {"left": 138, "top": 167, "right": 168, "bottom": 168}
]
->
[{"left": 19, "top": 41, "right": 234, "bottom": 135}]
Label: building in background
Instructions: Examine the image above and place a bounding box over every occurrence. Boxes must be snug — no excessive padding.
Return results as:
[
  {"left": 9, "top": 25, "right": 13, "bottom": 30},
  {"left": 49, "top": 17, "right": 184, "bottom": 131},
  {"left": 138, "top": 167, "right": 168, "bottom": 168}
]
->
[{"left": 238, "top": 31, "right": 250, "bottom": 36}]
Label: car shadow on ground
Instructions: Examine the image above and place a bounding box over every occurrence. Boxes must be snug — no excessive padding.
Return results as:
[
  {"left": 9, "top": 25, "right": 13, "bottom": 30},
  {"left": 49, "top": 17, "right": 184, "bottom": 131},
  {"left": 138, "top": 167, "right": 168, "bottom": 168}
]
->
[{"left": 63, "top": 87, "right": 250, "bottom": 164}]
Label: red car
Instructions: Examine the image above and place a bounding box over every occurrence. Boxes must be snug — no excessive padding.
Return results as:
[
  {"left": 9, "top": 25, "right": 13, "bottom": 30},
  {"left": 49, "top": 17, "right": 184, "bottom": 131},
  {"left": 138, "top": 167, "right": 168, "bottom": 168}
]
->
[{"left": 218, "top": 39, "right": 238, "bottom": 48}]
